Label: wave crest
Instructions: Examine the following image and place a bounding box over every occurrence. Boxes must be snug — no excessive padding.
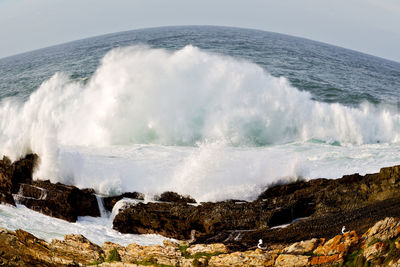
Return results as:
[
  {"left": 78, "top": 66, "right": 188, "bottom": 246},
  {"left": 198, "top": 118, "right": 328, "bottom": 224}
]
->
[{"left": 0, "top": 45, "right": 399, "bottom": 180}]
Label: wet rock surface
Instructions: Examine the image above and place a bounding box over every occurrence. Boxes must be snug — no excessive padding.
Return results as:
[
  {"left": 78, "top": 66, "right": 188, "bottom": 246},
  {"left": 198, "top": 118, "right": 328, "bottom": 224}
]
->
[
  {"left": 154, "top": 191, "right": 196, "bottom": 204},
  {"left": 103, "top": 192, "right": 145, "bottom": 212},
  {"left": 0, "top": 154, "right": 38, "bottom": 206},
  {"left": 15, "top": 180, "right": 100, "bottom": 222},
  {"left": 0, "top": 154, "right": 100, "bottom": 222},
  {"left": 113, "top": 165, "right": 400, "bottom": 250}
]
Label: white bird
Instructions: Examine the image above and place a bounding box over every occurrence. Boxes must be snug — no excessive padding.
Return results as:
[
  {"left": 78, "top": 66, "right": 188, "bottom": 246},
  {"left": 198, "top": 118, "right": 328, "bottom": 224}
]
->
[
  {"left": 341, "top": 226, "right": 349, "bottom": 234},
  {"left": 257, "top": 239, "right": 267, "bottom": 249}
]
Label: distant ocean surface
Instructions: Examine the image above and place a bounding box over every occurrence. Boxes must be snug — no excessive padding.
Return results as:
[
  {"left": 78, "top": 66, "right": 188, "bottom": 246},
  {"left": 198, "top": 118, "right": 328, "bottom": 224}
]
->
[{"left": 1, "top": 26, "right": 400, "bottom": 244}]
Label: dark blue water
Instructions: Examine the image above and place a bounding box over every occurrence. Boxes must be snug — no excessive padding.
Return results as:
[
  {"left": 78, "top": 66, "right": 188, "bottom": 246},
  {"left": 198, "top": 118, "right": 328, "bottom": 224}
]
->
[{"left": 1, "top": 26, "right": 400, "bottom": 106}]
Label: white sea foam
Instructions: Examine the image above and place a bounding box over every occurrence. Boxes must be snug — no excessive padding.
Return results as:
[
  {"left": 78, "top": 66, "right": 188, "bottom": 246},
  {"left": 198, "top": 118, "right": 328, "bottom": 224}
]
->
[
  {"left": 0, "top": 45, "right": 399, "bottom": 201},
  {"left": 0, "top": 203, "right": 171, "bottom": 246}
]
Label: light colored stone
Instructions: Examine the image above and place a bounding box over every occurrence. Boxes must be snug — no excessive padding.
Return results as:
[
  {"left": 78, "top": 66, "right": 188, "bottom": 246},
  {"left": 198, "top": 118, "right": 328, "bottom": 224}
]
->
[
  {"left": 186, "top": 243, "right": 228, "bottom": 255},
  {"left": 275, "top": 254, "right": 310, "bottom": 266},
  {"left": 102, "top": 242, "right": 129, "bottom": 262},
  {"left": 163, "top": 239, "right": 179, "bottom": 248},
  {"left": 283, "top": 238, "right": 320, "bottom": 254},
  {"left": 208, "top": 250, "right": 276, "bottom": 266},
  {"left": 362, "top": 217, "right": 400, "bottom": 244},
  {"left": 50, "top": 234, "right": 104, "bottom": 264},
  {"left": 124, "top": 242, "right": 182, "bottom": 266},
  {"left": 363, "top": 241, "right": 387, "bottom": 261},
  {"left": 98, "top": 263, "right": 140, "bottom": 266}
]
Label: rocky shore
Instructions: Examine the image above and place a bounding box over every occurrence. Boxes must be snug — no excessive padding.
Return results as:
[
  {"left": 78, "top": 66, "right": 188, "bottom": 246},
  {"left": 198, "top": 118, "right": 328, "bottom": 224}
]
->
[
  {"left": 2, "top": 154, "right": 400, "bottom": 265},
  {"left": 2, "top": 217, "right": 400, "bottom": 266}
]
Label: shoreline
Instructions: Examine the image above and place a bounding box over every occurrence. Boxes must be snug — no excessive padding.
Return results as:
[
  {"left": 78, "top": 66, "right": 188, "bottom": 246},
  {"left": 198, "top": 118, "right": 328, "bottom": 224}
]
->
[
  {"left": 2, "top": 154, "right": 400, "bottom": 265},
  {"left": 1, "top": 217, "right": 400, "bottom": 266}
]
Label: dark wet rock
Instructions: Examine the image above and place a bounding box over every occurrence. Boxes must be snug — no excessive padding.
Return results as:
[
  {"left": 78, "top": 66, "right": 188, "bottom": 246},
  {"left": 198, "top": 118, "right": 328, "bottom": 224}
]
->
[
  {"left": 113, "top": 165, "right": 400, "bottom": 250},
  {"left": 0, "top": 154, "right": 39, "bottom": 206},
  {"left": 14, "top": 180, "right": 100, "bottom": 222},
  {"left": 103, "top": 192, "right": 145, "bottom": 212},
  {"left": 154, "top": 191, "right": 196, "bottom": 204},
  {"left": 0, "top": 154, "right": 100, "bottom": 222},
  {"left": 0, "top": 172, "right": 14, "bottom": 206},
  {"left": 113, "top": 199, "right": 313, "bottom": 241}
]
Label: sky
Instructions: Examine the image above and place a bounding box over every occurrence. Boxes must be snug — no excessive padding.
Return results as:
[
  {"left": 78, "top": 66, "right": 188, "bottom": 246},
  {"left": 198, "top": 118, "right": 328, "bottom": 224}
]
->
[{"left": 0, "top": 0, "right": 400, "bottom": 62}]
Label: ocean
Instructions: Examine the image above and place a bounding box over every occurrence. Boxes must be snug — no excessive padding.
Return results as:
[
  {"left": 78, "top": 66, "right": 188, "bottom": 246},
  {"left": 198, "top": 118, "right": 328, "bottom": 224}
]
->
[{"left": 0, "top": 26, "right": 400, "bottom": 244}]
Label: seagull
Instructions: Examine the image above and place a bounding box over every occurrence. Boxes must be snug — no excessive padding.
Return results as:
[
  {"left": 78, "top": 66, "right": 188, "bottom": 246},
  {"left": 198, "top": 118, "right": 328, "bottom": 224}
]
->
[
  {"left": 341, "top": 226, "right": 349, "bottom": 234},
  {"left": 257, "top": 239, "right": 267, "bottom": 250}
]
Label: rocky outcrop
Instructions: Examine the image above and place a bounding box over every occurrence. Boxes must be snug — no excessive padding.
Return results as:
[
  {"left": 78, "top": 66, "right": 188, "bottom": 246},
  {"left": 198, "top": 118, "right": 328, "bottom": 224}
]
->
[
  {"left": 154, "top": 191, "right": 196, "bottom": 204},
  {"left": 103, "top": 192, "right": 145, "bottom": 212},
  {"left": 0, "top": 154, "right": 38, "bottom": 206},
  {"left": 113, "top": 165, "right": 400, "bottom": 249},
  {"left": 0, "top": 154, "right": 100, "bottom": 222},
  {"left": 0, "top": 228, "right": 104, "bottom": 266},
  {"left": 14, "top": 180, "right": 100, "bottom": 222},
  {"left": 113, "top": 200, "right": 287, "bottom": 241},
  {"left": 3, "top": 217, "right": 400, "bottom": 266}
]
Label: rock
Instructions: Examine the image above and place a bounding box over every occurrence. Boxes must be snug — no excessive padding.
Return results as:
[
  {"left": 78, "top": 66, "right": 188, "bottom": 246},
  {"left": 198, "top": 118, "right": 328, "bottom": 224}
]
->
[
  {"left": 0, "top": 154, "right": 38, "bottom": 206},
  {"left": 113, "top": 200, "right": 285, "bottom": 240},
  {"left": 363, "top": 241, "right": 388, "bottom": 261},
  {"left": 310, "top": 254, "right": 344, "bottom": 266},
  {"left": 0, "top": 228, "right": 106, "bottom": 266},
  {"left": 362, "top": 217, "right": 400, "bottom": 244},
  {"left": 102, "top": 241, "right": 127, "bottom": 261},
  {"left": 313, "top": 231, "right": 359, "bottom": 256},
  {"left": 112, "top": 165, "right": 400, "bottom": 248},
  {"left": 0, "top": 229, "right": 55, "bottom": 266},
  {"left": 275, "top": 254, "right": 310, "bottom": 266},
  {"left": 186, "top": 243, "right": 228, "bottom": 255},
  {"left": 208, "top": 249, "right": 277, "bottom": 266},
  {"left": 50, "top": 234, "right": 104, "bottom": 265},
  {"left": 103, "top": 192, "right": 145, "bottom": 212},
  {"left": 0, "top": 172, "right": 14, "bottom": 205},
  {"left": 283, "top": 238, "right": 321, "bottom": 254},
  {"left": 124, "top": 243, "right": 182, "bottom": 266},
  {"left": 14, "top": 180, "right": 100, "bottom": 222},
  {"left": 155, "top": 191, "right": 196, "bottom": 203}
]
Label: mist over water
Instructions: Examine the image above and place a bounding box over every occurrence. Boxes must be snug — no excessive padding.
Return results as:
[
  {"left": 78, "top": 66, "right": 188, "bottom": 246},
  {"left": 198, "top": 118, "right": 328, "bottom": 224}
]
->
[{"left": 0, "top": 44, "right": 400, "bottom": 201}]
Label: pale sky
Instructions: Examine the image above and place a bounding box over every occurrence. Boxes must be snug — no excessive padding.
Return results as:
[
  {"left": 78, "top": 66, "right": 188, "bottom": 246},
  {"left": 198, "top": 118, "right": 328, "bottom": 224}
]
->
[{"left": 0, "top": 0, "right": 400, "bottom": 62}]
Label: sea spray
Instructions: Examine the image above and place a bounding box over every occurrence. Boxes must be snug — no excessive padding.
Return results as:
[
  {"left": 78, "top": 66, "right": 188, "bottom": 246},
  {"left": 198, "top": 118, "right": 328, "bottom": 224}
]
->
[{"left": 0, "top": 45, "right": 399, "bottom": 201}]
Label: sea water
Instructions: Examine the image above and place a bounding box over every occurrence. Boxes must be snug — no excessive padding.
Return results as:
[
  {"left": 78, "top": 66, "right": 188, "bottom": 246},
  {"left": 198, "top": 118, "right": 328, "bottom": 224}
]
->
[{"left": 0, "top": 26, "right": 399, "bottom": 245}]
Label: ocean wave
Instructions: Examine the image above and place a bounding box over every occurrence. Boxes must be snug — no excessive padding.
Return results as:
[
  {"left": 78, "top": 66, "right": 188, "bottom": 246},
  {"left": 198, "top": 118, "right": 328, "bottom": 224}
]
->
[{"left": 0, "top": 45, "right": 399, "bottom": 181}]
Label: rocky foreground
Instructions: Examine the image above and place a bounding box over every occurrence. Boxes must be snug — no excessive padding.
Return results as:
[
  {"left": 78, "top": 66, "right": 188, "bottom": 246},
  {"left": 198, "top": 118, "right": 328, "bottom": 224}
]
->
[
  {"left": 2, "top": 217, "right": 400, "bottom": 266},
  {"left": 3, "top": 154, "right": 400, "bottom": 265}
]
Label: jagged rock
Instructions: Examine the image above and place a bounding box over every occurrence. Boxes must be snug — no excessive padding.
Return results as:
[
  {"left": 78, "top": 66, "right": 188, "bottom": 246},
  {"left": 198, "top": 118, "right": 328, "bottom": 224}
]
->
[
  {"left": 186, "top": 243, "right": 228, "bottom": 255},
  {"left": 208, "top": 249, "right": 277, "bottom": 266},
  {"left": 14, "top": 180, "right": 100, "bottom": 222},
  {"left": 155, "top": 191, "right": 196, "bottom": 204},
  {"left": 0, "top": 228, "right": 105, "bottom": 266},
  {"left": 50, "top": 234, "right": 104, "bottom": 265},
  {"left": 313, "top": 231, "right": 359, "bottom": 256},
  {"left": 124, "top": 243, "right": 182, "bottom": 266},
  {"left": 103, "top": 192, "right": 145, "bottom": 212},
  {"left": 0, "top": 154, "right": 100, "bottom": 222},
  {"left": 0, "top": 172, "right": 14, "bottom": 206},
  {"left": 112, "top": 165, "right": 400, "bottom": 248},
  {"left": 113, "top": 200, "right": 279, "bottom": 240},
  {"left": 4, "top": 217, "right": 400, "bottom": 266},
  {"left": 0, "top": 154, "right": 38, "bottom": 206},
  {"left": 362, "top": 217, "right": 400, "bottom": 244},
  {"left": 275, "top": 254, "right": 310, "bottom": 266},
  {"left": 310, "top": 254, "right": 344, "bottom": 266},
  {"left": 363, "top": 241, "right": 388, "bottom": 261},
  {"left": 283, "top": 238, "right": 321, "bottom": 254}
]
